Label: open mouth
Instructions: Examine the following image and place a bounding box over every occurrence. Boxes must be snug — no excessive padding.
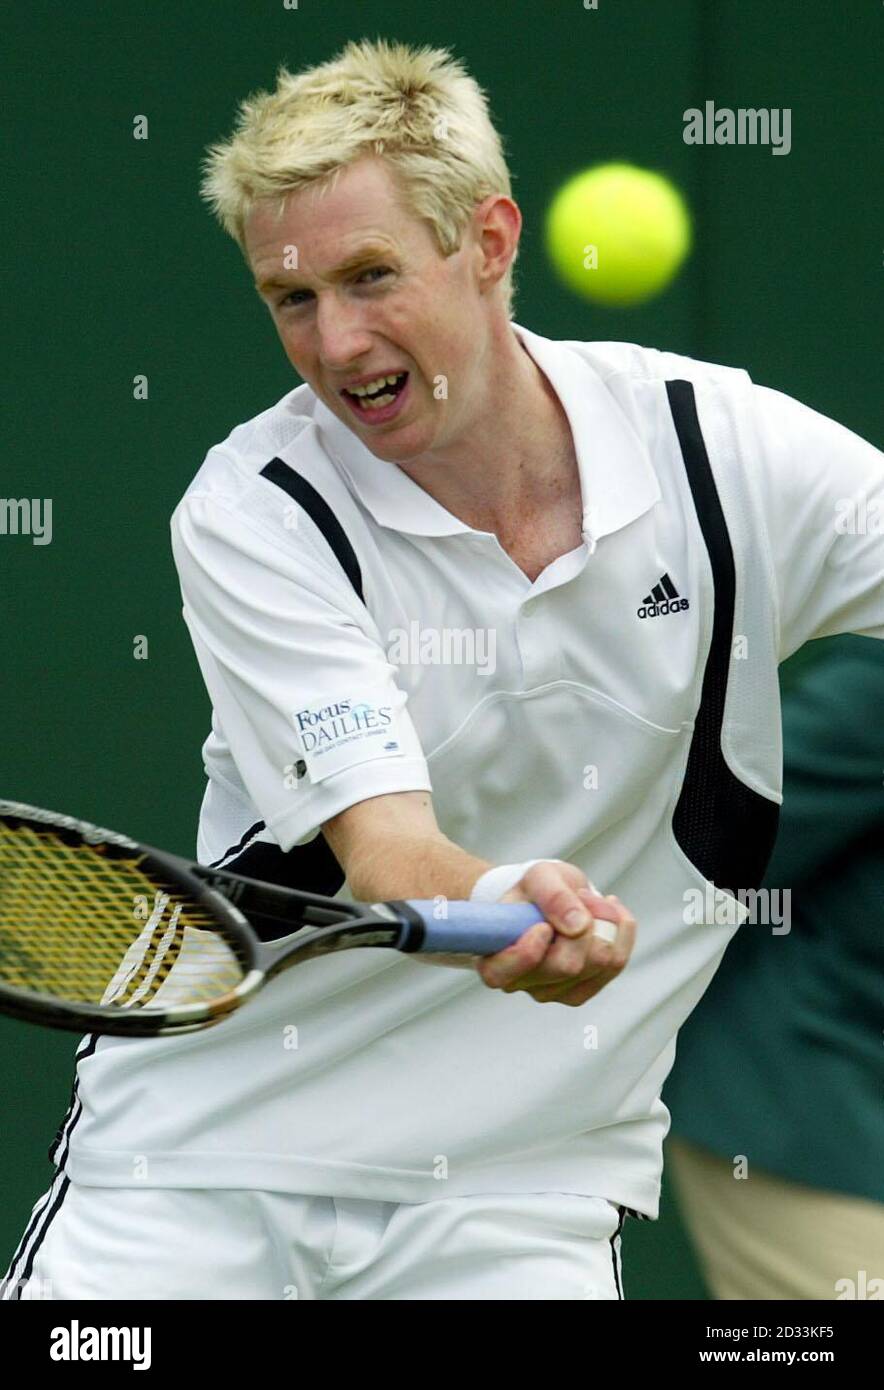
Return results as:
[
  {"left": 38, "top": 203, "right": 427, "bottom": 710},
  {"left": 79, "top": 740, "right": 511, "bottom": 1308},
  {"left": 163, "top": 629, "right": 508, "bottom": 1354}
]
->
[{"left": 341, "top": 371, "right": 409, "bottom": 414}]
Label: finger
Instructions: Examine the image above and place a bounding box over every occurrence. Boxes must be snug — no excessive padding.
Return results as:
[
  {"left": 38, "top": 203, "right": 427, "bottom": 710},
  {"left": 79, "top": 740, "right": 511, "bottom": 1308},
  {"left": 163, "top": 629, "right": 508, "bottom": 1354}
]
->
[
  {"left": 500, "top": 936, "right": 594, "bottom": 993},
  {"left": 521, "top": 863, "right": 596, "bottom": 937},
  {"left": 477, "top": 921, "right": 554, "bottom": 989},
  {"left": 499, "top": 924, "right": 616, "bottom": 993},
  {"left": 521, "top": 902, "right": 635, "bottom": 1000},
  {"left": 561, "top": 906, "right": 631, "bottom": 995},
  {"left": 599, "top": 895, "right": 637, "bottom": 963},
  {"left": 528, "top": 966, "right": 624, "bottom": 1006},
  {"left": 575, "top": 888, "right": 620, "bottom": 944},
  {"left": 577, "top": 889, "right": 636, "bottom": 951},
  {"left": 582, "top": 896, "right": 636, "bottom": 978}
]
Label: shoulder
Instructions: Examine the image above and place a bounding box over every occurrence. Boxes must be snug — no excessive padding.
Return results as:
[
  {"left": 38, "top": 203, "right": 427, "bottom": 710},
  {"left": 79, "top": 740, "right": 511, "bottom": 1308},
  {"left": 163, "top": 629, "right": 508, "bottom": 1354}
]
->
[
  {"left": 173, "top": 381, "right": 323, "bottom": 515},
  {"left": 566, "top": 339, "right": 882, "bottom": 510},
  {"left": 561, "top": 338, "right": 753, "bottom": 400},
  {"left": 169, "top": 382, "right": 356, "bottom": 576},
  {"left": 559, "top": 338, "right": 762, "bottom": 469}
]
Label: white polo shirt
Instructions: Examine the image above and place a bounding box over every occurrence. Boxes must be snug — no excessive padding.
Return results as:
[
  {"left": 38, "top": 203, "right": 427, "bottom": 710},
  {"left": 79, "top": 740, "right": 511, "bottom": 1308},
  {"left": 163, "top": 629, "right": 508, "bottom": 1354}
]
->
[{"left": 57, "top": 324, "right": 884, "bottom": 1215}]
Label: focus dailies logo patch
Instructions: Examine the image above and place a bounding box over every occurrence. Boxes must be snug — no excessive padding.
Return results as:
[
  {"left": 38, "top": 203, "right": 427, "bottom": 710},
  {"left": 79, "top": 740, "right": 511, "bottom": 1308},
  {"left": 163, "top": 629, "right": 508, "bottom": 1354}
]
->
[{"left": 293, "top": 693, "right": 404, "bottom": 783}]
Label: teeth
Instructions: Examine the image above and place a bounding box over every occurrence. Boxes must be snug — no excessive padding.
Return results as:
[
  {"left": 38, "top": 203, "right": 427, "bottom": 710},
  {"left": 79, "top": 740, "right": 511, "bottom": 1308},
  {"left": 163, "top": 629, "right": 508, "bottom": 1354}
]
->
[{"left": 348, "top": 373, "right": 405, "bottom": 397}]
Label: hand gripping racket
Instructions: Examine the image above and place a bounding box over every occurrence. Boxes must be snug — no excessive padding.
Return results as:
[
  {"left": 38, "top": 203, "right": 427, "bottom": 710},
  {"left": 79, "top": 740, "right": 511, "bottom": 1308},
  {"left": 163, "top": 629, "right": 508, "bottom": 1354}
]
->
[{"left": 0, "top": 800, "right": 553, "bottom": 1038}]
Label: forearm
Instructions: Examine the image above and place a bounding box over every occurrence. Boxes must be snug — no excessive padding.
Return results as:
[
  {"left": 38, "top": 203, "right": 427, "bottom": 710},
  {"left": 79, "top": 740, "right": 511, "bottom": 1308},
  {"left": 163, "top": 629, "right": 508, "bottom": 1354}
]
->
[
  {"left": 344, "top": 831, "right": 493, "bottom": 904},
  {"left": 326, "top": 800, "right": 636, "bottom": 1003}
]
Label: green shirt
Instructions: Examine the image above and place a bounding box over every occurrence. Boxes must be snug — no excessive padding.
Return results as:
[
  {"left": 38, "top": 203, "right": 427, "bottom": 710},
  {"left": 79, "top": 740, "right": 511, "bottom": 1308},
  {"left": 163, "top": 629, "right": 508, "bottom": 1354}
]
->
[{"left": 664, "top": 634, "right": 884, "bottom": 1202}]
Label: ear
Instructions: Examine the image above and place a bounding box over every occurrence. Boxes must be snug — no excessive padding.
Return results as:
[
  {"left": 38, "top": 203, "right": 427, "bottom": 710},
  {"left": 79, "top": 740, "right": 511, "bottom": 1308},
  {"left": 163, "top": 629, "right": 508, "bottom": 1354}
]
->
[{"left": 471, "top": 193, "right": 521, "bottom": 295}]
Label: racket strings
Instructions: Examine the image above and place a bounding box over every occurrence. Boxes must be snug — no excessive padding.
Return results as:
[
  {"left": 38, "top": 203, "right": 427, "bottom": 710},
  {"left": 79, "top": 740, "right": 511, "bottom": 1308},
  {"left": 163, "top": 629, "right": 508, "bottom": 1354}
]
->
[{"left": 0, "top": 823, "right": 249, "bottom": 1008}]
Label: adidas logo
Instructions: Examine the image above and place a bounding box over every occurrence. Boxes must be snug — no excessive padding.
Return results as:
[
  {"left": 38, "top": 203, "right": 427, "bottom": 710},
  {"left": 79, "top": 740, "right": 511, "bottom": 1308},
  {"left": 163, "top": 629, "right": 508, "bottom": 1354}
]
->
[{"left": 637, "top": 573, "right": 690, "bottom": 620}]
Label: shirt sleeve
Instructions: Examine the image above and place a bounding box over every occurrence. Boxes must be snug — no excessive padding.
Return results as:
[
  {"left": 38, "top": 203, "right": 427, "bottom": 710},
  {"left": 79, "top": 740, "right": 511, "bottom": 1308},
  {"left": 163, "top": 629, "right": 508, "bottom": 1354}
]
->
[
  {"left": 747, "top": 385, "right": 884, "bottom": 659},
  {"left": 171, "top": 490, "right": 432, "bottom": 853}
]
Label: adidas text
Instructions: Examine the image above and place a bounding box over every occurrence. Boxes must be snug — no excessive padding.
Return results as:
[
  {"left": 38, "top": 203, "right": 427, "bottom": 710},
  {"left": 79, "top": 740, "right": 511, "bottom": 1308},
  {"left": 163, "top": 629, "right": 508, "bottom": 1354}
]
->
[{"left": 637, "top": 597, "right": 690, "bottom": 619}]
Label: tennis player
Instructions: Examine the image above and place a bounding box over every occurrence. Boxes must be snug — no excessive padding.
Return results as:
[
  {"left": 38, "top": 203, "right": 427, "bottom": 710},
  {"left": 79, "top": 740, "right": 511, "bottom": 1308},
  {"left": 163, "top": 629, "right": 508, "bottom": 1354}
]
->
[{"left": 5, "top": 38, "right": 883, "bottom": 1301}]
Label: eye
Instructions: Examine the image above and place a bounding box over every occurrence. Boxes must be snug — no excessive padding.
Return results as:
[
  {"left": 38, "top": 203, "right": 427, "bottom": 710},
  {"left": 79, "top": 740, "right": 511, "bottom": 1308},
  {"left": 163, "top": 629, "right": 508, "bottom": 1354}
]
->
[
  {"left": 276, "top": 266, "right": 393, "bottom": 310},
  {"left": 357, "top": 266, "right": 393, "bottom": 285},
  {"left": 278, "top": 288, "right": 311, "bottom": 309}
]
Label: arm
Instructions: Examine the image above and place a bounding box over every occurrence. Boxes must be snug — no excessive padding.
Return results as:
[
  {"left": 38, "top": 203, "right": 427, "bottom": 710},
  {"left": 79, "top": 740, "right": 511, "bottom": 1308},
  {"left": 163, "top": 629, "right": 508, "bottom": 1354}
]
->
[
  {"left": 323, "top": 790, "right": 491, "bottom": 902},
  {"left": 171, "top": 488, "right": 433, "bottom": 853},
  {"left": 323, "top": 791, "right": 636, "bottom": 1007},
  {"left": 173, "top": 486, "right": 634, "bottom": 1006},
  {"left": 746, "top": 385, "right": 884, "bottom": 657}
]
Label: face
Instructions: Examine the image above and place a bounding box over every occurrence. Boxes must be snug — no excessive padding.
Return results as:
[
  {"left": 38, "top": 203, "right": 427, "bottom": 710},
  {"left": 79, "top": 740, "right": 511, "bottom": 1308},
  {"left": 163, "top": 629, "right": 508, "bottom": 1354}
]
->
[{"left": 246, "top": 155, "right": 517, "bottom": 465}]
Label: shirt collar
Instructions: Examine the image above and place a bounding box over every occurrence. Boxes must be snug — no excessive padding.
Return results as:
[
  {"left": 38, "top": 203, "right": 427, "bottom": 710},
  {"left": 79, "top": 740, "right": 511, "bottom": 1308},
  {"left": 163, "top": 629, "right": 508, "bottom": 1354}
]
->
[{"left": 311, "top": 321, "right": 661, "bottom": 542}]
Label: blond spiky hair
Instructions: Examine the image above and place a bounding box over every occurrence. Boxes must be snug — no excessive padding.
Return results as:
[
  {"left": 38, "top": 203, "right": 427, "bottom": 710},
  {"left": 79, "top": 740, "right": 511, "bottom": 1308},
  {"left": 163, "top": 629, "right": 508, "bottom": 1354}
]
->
[{"left": 199, "top": 37, "right": 518, "bottom": 316}]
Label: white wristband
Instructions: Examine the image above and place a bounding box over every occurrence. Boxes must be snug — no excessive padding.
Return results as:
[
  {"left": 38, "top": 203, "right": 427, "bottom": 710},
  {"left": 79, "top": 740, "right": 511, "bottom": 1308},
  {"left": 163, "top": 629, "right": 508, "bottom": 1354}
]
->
[{"left": 469, "top": 860, "right": 565, "bottom": 903}]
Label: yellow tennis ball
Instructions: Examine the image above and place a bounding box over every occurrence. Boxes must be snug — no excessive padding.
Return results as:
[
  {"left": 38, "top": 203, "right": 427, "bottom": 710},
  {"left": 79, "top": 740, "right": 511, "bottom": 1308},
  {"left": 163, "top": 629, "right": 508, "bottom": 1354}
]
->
[{"left": 545, "top": 162, "right": 692, "bottom": 306}]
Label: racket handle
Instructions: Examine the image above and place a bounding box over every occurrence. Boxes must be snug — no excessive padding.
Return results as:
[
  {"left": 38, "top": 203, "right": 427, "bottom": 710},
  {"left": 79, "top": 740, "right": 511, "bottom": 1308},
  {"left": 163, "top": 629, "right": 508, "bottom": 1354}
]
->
[{"left": 401, "top": 900, "right": 546, "bottom": 954}]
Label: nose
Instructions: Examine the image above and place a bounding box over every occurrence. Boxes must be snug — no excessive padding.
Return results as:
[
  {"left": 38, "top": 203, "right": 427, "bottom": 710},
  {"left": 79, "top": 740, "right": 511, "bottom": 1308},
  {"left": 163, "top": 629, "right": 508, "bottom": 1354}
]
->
[{"left": 315, "top": 291, "right": 374, "bottom": 373}]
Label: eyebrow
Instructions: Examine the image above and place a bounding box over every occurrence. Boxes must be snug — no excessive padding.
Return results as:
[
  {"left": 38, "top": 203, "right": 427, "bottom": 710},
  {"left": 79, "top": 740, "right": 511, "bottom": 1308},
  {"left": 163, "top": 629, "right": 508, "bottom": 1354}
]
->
[{"left": 254, "top": 245, "right": 396, "bottom": 296}]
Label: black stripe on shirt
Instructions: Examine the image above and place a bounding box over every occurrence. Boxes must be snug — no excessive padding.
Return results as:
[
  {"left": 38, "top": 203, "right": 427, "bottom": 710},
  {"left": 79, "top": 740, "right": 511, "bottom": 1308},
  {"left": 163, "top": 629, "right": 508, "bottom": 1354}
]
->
[
  {"left": 665, "top": 379, "right": 780, "bottom": 894},
  {"left": 260, "top": 457, "right": 365, "bottom": 603}
]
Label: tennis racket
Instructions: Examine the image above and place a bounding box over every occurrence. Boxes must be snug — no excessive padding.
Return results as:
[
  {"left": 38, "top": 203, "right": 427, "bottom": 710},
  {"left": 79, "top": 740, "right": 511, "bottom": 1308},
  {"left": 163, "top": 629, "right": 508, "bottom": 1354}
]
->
[{"left": 0, "top": 799, "right": 554, "bottom": 1038}]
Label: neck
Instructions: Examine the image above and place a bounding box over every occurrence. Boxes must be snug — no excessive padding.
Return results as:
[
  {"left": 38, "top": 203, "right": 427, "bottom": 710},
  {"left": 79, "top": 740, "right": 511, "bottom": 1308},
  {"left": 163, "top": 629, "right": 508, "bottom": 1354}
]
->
[{"left": 398, "top": 326, "right": 578, "bottom": 532}]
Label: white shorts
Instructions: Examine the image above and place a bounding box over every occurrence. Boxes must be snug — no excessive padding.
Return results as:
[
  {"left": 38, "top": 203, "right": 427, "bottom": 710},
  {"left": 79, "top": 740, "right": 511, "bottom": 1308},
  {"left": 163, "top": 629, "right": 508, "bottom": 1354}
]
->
[{"left": 4, "top": 1174, "right": 627, "bottom": 1300}]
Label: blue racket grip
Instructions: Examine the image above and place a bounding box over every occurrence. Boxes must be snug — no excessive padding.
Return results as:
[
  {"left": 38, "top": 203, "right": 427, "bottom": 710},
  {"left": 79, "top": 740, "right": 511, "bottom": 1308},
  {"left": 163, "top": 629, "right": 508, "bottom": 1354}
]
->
[{"left": 401, "top": 900, "right": 546, "bottom": 954}]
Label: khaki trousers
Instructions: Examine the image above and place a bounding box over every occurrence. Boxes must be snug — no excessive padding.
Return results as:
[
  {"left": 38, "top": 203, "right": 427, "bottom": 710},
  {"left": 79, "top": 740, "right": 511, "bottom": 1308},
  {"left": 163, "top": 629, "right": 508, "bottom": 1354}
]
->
[{"left": 667, "top": 1136, "right": 884, "bottom": 1300}]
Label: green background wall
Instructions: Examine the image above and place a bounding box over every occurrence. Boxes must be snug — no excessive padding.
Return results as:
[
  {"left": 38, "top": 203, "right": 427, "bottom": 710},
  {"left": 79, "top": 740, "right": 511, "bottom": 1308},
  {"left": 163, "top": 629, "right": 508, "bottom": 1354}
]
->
[{"left": 2, "top": 0, "right": 881, "bottom": 1298}]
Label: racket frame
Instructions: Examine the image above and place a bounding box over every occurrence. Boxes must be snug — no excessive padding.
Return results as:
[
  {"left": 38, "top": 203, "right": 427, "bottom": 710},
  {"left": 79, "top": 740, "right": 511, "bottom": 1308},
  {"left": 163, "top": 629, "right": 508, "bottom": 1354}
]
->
[{"left": 0, "top": 801, "right": 405, "bottom": 1038}]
